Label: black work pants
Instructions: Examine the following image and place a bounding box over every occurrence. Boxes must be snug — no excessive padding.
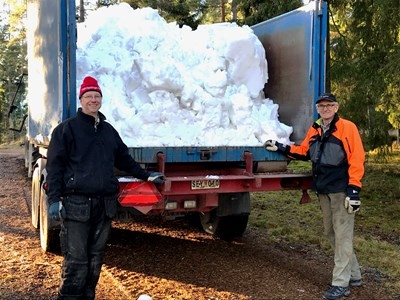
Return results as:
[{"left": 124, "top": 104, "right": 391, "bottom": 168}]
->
[{"left": 57, "top": 195, "right": 112, "bottom": 300}]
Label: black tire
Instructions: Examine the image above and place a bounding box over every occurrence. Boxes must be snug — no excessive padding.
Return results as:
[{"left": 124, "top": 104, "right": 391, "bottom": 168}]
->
[
  {"left": 39, "top": 187, "right": 60, "bottom": 253},
  {"left": 31, "top": 167, "right": 40, "bottom": 229},
  {"left": 200, "top": 209, "right": 249, "bottom": 240}
]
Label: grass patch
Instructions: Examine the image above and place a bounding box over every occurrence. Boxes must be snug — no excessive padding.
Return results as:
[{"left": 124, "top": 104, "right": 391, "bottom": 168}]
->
[
  {"left": 249, "top": 147, "right": 400, "bottom": 294},
  {"left": 0, "top": 139, "right": 25, "bottom": 149}
]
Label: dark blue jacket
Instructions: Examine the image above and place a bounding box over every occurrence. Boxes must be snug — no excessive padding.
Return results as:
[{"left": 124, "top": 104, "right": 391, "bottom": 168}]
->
[{"left": 46, "top": 108, "right": 150, "bottom": 205}]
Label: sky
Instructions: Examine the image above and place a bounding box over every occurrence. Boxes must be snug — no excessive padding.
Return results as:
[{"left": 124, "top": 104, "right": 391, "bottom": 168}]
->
[{"left": 76, "top": 3, "right": 294, "bottom": 147}]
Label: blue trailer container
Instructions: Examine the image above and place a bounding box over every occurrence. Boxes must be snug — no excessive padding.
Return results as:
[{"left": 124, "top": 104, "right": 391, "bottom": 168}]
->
[{"left": 24, "top": 0, "right": 328, "bottom": 251}]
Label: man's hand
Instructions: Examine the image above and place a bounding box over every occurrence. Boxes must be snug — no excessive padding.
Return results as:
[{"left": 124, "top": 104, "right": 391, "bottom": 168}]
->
[
  {"left": 49, "top": 201, "right": 64, "bottom": 221},
  {"left": 264, "top": 140, "right": 278, "bottom": 151},
  {"left": 345, "top": 185, "right": 361, "bottom": 213},
  {"left": 148, "top": 172, "right": 165, "bottom": 185},
  {"left": 263, "top": 140, "right": 288, "bottom": 153}
]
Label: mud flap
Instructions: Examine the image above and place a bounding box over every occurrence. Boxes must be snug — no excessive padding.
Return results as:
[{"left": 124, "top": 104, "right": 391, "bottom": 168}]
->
[{"left": 216, "top": 192, "right": 250, "bottom": 217}]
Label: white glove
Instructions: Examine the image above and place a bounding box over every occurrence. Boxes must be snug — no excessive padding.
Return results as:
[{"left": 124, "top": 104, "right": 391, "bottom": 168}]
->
[
  {"left": 147, "top": 172, "right": 165, "bottom": 185},
  {"left": 344, "top": 197, "right": 361, "bottom": 213},
  {"left": 264, "top": 140, "right": 278, "bottom": 151}
]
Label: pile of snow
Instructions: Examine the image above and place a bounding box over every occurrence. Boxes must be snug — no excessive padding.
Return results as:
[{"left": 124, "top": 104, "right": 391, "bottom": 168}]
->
[{"left": 76, "top": 3, "right": 293, "bottom": 147}]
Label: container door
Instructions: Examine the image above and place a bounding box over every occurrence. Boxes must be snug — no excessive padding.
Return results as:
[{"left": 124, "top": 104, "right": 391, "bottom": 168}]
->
[{"left": 252, "top": 1, "right": 328, "bottom": 143}]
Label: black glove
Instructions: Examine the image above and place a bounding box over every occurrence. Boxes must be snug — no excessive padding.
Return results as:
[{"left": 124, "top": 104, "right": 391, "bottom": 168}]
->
[
  {"left": 147, "top": 172, "right": 165, "bottom": 185},
  {"left": 344, "top": 185, "right": 361, "bottom": 213},
  {"left": 263, "top": 140, "right": 289, "bottom": 154}
]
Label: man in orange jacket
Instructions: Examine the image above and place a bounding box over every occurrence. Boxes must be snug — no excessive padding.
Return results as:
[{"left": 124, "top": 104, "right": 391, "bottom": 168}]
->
[{"left": 264, "top": 93, "right": 365, "bottom": 300}]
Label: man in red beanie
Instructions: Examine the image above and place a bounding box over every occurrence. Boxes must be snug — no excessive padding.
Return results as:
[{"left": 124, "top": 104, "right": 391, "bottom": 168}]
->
[{"left": 46, "top": 75, "right": 165, "bottom": 300}]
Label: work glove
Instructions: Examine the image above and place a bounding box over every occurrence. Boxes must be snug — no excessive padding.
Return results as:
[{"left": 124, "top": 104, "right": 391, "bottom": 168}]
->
[
  {"left": 263, "top": 140, "right": 289, "bottom": 154},
  {"left": 344, "top": 185, "right": 361, "bottom": 213},
  {"left": 147, "top": 172, "right": 165, "bottom": 185},
  {"left": 49, "top": 201, "right": 65, "bottom": 221}
]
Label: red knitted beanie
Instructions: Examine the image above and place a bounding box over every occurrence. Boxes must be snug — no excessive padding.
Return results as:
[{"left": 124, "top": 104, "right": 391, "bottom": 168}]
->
[{"left": 79, "top": 76, "right": 102, "bottom": 98}]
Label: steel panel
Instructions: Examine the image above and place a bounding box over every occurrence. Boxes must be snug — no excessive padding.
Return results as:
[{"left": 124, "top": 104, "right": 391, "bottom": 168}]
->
[
  {"left": 26, "top": 0, "right": 76, "bottom": 145},
  {"left": 252, "top": 1, "right": 328, "bottom": 144},
  {"left": 128, "top": 146, "right": 288, "bottom": 163}
]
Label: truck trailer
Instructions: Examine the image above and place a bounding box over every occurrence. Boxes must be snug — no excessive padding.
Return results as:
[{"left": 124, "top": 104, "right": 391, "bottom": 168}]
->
[{"left": 22, "top": 0, "right": 328, "bottom": 252}]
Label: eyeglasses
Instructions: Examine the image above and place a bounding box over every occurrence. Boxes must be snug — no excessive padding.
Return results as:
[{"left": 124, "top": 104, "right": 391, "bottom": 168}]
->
[
  {"left": 316, "top": 103, "right": 337, "bottom": 110},
  {"left": 82, "top": 95, "right": 102, "bottom": 100}
]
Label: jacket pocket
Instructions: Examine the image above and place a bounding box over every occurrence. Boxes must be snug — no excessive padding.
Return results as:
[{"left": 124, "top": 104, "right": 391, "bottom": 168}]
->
[
  {"left": 104, "top": 195, "right": 118, "bottom": 219},
  {"left": 63, "top": 195, "right": 90, "bottom": 222}
]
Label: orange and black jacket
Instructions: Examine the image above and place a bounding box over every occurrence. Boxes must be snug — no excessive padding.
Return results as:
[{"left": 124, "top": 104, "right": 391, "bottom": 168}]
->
[{"left": 284, "top": 114, "right": 365, "bottom": 194}]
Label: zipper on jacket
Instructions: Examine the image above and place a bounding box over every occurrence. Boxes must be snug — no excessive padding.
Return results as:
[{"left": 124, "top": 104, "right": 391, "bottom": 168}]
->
[{"left": 94, "top": 117, "right": 100, "bottom": 132}]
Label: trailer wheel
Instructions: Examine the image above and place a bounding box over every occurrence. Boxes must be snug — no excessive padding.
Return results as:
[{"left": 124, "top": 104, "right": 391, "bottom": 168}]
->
[
  {"left": 31, "top": 167, "right": 40, "bottom": 229},
  {"left": 200, "top": 210, "right": 249, "bottom": 240},
  {"left": 39, "top": 187, "right": 60, "bottom": 253}
]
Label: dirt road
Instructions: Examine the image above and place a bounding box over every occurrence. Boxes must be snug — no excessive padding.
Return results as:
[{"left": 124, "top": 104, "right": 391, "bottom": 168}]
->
[{"left": 0, "top": 148, "right": 394, "bottom": 299}]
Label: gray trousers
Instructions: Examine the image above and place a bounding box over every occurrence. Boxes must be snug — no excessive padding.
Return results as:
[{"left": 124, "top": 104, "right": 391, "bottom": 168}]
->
[{"left": 318, "top": 192, "right": 362, "bottom": 287}]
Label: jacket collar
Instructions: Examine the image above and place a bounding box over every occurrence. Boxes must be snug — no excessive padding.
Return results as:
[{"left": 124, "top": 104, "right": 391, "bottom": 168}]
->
[
  {"left": 77, "top": 108, "right": 106, "bottom": 123},
  {"left": 313, "top": 113, "right": 339, "bottom": 130}
]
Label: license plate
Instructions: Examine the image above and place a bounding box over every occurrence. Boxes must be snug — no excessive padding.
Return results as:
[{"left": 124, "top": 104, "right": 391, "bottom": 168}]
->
[{"left": 191, "top": 179, "right": 220, "bottom": 190}]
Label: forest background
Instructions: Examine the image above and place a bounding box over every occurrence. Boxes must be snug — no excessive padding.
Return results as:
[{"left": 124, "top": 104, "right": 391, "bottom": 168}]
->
[{"left": 1, "top": 0, "right": 400, "bottom": 151}]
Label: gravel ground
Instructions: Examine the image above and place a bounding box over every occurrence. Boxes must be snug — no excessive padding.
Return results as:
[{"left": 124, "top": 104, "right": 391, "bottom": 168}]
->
[{"left": 0, "top": 148, "right": 395, "bottom": 300}]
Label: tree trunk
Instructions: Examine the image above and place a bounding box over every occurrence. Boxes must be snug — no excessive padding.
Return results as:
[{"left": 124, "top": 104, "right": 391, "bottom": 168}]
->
[
  {"left": 220, "top": 0, "right": 225, "bottom": 22},
  {"left": 79, "top": 0, "right": 85, "bottom": 22},
  {"left": 231, "top": 0, "right": 237, "bottom": 22}
]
